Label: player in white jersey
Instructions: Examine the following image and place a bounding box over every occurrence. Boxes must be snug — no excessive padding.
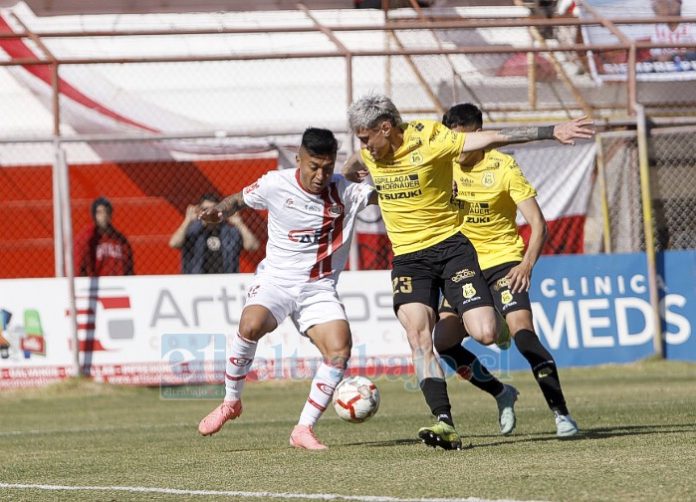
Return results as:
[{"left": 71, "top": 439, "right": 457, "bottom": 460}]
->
[{"left": 197, "top": 128, "right": 376, "bottom": 450}]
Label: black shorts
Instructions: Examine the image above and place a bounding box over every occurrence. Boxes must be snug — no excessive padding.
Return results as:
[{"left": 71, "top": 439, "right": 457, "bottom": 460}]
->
[
  {"left": 391, "top": 232, "right": 493, "bottom": 315},
  {"left": 439, "top": 261, "right": 531, "bottom": 316}
]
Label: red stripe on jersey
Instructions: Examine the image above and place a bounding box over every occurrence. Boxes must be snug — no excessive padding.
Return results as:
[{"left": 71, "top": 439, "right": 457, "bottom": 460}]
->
[
  {"left": 309, "top": 183, "right": 346, "bottom": 280},
  {"left": 310, "top": 185, "right": 336, "bottom": 280},
  {"left": 329, "top": 183, "right": 345, "bottom": 259}
]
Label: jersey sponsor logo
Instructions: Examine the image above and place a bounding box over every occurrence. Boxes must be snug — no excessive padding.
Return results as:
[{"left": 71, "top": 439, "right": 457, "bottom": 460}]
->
[
  {"left": 494, "top": 278, "right": 510, "bottom": 291},
  {"left": 488, "top": 161, "right": 500, "bottom": 170},
  {"left": 373, "top": 173, "right": 420, "bottom": 191},
  {"left": 316, "top": 382, "right": 335, "bottom": 396},
  {"left": 481, "top": 172, "right": 495, "bottom": 187},
  {"left": 288, "top": 228, "right": 322, "bottom": 244},
  {"left": 465, "top": 215, "right": 491, "bottom": 223},
  {"left": 414, "top": 122, "right": 424, "bottom": 131},
  {"left": 501, "top": 290, "right": 514, "bottom": 305},
  {"left": 458, "top": 177, "right": 474, "bottom": 187},
  {"left": 467, "top": 202, "right": 490, "bottom": 214},
  {"left": 451, "top": 268, "right": 476, "bottom": 283},
  {"left": 285, "top": 198, "right": 295, "bottom": 208},
  {"left": 462, "top": 283, "right": 477, "bottom": 299},
  {"left": 243, "top": 182, "right": 260, "bottom": 195},
  {"left": 247, "top": 285, "right": 260, "bottom": 298},
  {"left": 379, "top": 189, "right": 423, "bottom": 200},
  {"left": 463, "top": 201, "right": 491, "bottom": 224}
]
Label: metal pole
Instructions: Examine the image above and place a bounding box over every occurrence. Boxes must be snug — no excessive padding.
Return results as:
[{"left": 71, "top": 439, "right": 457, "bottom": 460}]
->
[
  {"left": 56, "top": 143, "right": 80, "bottom": 375},
  {"left": 52, "top": 149, "right": 64, "bottom": 277},
  {"left": 527, "top": 51, "right": 537, "bottom": 110},
  {"left": 635, "top": 104, "right": 663, "bottom": 358},
  {"left": 346, "top": 53, "right": 360, "bottom": 271},
  {"left": 594, "top": 135, "right": 612, "bottom": 253}
]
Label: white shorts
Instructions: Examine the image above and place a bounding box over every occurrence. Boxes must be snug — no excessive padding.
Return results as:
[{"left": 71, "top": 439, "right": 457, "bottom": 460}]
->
[{"left": 243, "top": 275, "right": 347, "bottom": 335}]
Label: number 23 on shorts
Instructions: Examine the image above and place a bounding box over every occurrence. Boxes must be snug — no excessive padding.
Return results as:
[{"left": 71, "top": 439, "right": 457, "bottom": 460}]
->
[{"left": 392, "top": 276, "right": 413, "bottom": 294}]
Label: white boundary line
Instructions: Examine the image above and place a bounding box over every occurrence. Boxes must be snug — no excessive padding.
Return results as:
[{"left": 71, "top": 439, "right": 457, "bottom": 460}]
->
[
  {"left": 0, "top": 483, "right": 535, "bottom": 502},
  {"left": 0, "top": 422, "right": 193, "bottom": 437}
]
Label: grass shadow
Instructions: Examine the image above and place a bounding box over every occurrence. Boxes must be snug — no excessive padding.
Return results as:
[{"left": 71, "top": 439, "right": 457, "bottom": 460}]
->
[{"left": 337, "top": 422, "right": 696, "bottom": 451}]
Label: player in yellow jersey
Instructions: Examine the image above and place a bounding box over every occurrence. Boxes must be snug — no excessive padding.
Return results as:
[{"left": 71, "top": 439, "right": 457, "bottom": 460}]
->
[
  {"left": 344, "top": 94, "right": 592, "bottom": 449},
  {"left": 434, "top": 103, "right": 579, "bottom": 437}
]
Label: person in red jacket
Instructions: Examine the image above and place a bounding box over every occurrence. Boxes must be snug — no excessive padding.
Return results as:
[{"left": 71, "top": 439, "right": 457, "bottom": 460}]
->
[{"left": 74, "top": 197, "right": 134, "bottom": 277}]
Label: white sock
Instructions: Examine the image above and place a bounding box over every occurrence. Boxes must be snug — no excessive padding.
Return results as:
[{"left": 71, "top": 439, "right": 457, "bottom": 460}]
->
[
  {"left": 298, "top": 363, "right": 345, "bottom": 427},
  {"left": 224, "top": 332, "right": 257, "bottom": 401}
]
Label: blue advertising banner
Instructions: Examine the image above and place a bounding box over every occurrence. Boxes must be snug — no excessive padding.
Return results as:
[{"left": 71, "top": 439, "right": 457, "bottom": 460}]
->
[{"left": 461, "top": 250, "right": 696, "bottom": 372}]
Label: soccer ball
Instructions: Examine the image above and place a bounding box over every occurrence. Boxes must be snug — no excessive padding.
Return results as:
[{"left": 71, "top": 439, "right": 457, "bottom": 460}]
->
[{"left": 332, "top": 376, "right": 380, "bottom": 423}]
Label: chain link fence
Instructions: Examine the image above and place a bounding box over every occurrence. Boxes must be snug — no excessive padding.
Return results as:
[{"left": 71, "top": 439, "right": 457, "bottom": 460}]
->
[
  {"left": 649, "top": 126, "right": 696, "bottom": 252},
  {"left": 0, "top": 5, "right": 695, "bottom": 279},
  {"left": 2, "top": 125, "right": 695, "bottom": 279},
  {"left": 588, "top": 124, "right": 696, "bottom": 255}
]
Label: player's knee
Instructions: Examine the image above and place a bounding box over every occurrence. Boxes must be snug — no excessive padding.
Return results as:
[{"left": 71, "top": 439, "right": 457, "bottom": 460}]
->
[
  {"left": 468, "top": 322, "right": 497, "bottom": 346},
  {"left": 238, "top": 321, "right": 267, "bottom": 341}
]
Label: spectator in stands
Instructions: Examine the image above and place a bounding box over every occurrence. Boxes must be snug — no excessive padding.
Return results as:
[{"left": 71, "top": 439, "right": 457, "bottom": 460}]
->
[
  {"left": 169, "top": 193, "right": 260, "bottom": 274},
  {"left": 74, "top": 197, "right": 134, "bottom": 277},
  {"left": 647, "top": 0, "right": 696, "bottom": 62}
]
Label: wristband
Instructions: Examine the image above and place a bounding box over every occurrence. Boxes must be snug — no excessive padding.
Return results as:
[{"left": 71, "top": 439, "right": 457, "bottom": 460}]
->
[{"left": 539, "top": 125, "right": 555, "bottom": 140}]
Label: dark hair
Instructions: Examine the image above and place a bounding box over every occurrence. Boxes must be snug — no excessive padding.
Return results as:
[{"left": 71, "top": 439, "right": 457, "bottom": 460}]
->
[
  {"left": 301, "top": 127, "right": 338, "bottom": 157},
  {"left": 91, "top": 196, "right": 113, "bottom": 219},
  {"left": 199, "top": 193, "right": 221, "bottom": 204},
  {"left": 442, "top": 103, "right": 483, "bottom": 131}
]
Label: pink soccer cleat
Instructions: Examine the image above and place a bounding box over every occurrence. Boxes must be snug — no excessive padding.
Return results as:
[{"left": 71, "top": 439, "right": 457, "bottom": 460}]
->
[
  {"left": 289, "top": 424, "right": 328, "bottom": 450},
  {"left": 198, "top": 400, "right": 243, "bottom": 436}
]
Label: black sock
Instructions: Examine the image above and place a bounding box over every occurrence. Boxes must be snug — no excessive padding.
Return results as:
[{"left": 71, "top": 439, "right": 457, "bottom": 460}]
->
[
  {"left": 439, "top": 345, "right": 505, "bottom": 397},
  {"left": 514, "top": 329, "right": 569, "bottom": 415},
  {"left": 419, "top": 378, "right": 454, "bottom": 426}
]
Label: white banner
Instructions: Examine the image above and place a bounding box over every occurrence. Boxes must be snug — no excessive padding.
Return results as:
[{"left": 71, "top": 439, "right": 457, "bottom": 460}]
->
[
  {"left": 0, "top": 272, "right": 409, "bottom": 388},
  {"left": 579, "top": 0, "right": 696, "bottom": 82}
]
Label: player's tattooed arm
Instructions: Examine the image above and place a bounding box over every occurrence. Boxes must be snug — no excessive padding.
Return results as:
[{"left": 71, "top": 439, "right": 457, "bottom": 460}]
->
[
  {"left": 199, "top": 192, "right": 247, "bottom": 224},
  {"left": 461, "top": 116, "right": 594, "bottom": 156},
  {"left": 217, "top": 192, "right": 247, "bottom": 218},
  {"left": 498, "top": 126, "right": 555, "bottom": 142}
]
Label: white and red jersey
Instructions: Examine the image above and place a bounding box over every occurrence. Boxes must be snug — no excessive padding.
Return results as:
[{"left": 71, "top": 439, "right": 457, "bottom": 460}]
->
[
  {"left": 650, "top": 23, "right": 696, "bottom": 59},
  {"left": 242, "top": 169, "right": 374, "bottom": 283}
]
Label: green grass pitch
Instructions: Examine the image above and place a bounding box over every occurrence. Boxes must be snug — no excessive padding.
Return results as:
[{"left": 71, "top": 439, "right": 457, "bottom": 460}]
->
[{"left": 1, "top": 359, "right": 695, "bottom": 501}]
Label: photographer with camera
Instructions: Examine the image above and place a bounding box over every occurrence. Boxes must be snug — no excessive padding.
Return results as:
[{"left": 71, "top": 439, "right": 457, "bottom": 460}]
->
[{"left": 169, "top": 193, "right": 259, "bottom": 274}]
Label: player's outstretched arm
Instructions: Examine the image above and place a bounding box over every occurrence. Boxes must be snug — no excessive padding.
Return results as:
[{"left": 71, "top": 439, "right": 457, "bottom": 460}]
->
[
  {"left": 199, "top": 192, "right": 247, "bottom": 224},
  {"left": 342, "top": 151, "right": 369, "bottom": 183},
  {"left": 461, "top": 116, "right": 595, "bottom": 156}
]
